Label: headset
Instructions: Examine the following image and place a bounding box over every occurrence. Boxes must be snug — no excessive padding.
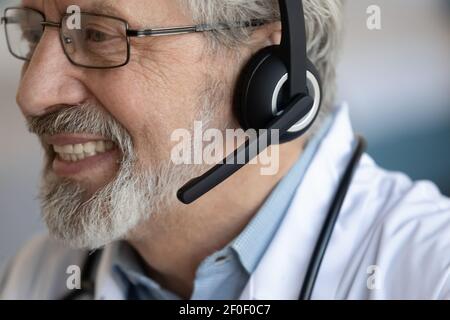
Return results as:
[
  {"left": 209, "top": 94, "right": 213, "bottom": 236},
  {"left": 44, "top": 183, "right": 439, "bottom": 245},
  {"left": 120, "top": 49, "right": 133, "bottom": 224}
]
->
[{"left": 177, "top": 0, "right": 322, "bottom": 205}]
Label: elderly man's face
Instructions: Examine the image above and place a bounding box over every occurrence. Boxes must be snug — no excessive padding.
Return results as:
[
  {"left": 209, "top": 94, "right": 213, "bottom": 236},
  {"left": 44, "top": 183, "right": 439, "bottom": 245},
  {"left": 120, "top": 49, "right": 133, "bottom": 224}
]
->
[{"left": 16, "top": 0, "right": 235, "bottom": 248}]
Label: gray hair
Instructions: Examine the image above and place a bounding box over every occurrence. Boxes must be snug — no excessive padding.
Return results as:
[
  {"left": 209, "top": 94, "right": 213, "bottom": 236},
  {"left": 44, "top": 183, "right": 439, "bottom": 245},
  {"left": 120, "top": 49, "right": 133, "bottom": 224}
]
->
[{"left": 179, "top": 0, "right": 344, "bottom": 131}]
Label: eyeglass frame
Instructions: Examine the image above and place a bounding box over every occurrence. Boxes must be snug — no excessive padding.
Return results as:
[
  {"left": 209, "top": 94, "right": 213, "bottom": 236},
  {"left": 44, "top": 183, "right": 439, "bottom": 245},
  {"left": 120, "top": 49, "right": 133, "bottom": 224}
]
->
[{"left": 1, "top": 6, "right": 268, "bottom": 69}]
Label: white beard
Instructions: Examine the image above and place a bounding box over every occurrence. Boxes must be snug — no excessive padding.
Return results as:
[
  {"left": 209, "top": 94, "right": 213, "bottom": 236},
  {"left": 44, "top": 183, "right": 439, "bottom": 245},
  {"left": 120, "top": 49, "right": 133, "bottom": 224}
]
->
[{"left": 41, "top": 157, "right": 141, "bottom": 249}]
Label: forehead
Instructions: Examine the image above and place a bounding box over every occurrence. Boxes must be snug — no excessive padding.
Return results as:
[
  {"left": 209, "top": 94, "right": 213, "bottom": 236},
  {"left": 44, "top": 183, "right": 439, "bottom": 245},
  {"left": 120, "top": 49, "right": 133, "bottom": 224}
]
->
[{"left": 19, "top": 0, "right": 188, "bottom": 27}]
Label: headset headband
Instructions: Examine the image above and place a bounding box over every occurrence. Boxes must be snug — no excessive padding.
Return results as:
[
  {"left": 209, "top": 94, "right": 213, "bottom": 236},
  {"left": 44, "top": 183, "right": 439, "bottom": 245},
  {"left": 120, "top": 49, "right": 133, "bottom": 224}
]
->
[{"left": 279, "top": 0, "right": 308, "bottom": 97}]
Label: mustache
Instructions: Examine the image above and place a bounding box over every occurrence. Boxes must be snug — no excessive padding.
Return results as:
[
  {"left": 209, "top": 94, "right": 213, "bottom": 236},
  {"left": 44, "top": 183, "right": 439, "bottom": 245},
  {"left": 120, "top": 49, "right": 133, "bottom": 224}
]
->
[
  {"left": 28, "top": 103, "right": 119, "bottom": 138},
  {"left": 26, "top": 103, "right": 135, "bottom": 156}
]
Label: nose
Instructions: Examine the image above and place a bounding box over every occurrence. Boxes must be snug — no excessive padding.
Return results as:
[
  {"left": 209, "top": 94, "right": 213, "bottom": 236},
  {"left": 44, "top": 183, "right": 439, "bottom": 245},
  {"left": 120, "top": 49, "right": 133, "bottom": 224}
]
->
[{"left": 16, "top": 25, "right": 89, "bottom": 117}]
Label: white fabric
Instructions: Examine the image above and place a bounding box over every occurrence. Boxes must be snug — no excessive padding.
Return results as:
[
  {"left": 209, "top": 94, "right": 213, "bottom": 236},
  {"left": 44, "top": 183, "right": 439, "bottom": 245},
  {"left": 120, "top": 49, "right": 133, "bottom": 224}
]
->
[{"left": 1, "top": 105, "right": 449, "bottom": 300}]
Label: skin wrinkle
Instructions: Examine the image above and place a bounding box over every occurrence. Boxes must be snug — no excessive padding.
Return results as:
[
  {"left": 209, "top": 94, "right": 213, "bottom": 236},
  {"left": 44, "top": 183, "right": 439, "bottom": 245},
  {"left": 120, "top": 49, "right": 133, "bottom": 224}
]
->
[
  {"left": 15, "top": 0, "right": 342, "bottom": 298},
  {"left": 131, "top": 37, "right": 176, "bottom": 86}
]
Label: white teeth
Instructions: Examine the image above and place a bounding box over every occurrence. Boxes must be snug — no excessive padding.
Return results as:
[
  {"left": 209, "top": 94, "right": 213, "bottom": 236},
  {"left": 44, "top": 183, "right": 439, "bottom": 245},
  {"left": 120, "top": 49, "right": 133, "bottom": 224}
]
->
[
  {"left": 96, "top": 141, "right": 105, "bottom": 153},
  {"left": 84, "top": 142, "right": 96, "bottom": 153},
  {"left": 52, "top": 140, "right": 115, "bottom": 162},
  {"left": 73, "top": 144, "right": 84, "bottom": 154},
  {"left": 63, "top": 145, "right": 74, "bottom": 153}
]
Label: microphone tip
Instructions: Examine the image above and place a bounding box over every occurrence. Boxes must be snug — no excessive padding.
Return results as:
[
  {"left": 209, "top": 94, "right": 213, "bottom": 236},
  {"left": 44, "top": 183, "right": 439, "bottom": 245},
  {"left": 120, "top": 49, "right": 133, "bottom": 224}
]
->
[{"left": 177, "top": 188, "right": 193, "bottom": 205}]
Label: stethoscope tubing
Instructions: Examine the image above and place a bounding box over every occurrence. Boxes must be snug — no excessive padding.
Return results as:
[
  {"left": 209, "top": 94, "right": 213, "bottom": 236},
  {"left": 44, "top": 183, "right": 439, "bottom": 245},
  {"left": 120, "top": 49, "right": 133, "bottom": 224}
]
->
[{"left": 298, "top": 136, "right": 367, "bottom": 300}]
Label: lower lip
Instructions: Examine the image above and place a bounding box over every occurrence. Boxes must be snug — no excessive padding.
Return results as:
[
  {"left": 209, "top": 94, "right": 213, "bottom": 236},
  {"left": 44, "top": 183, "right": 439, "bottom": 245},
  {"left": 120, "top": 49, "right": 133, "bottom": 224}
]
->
[{"left": 52, "top": 149, "right": 119, "bottom": 177}]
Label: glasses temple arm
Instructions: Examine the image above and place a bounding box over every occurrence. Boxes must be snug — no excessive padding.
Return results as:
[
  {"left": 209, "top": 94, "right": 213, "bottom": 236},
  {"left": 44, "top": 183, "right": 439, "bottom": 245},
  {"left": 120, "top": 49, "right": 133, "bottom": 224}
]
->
[{"left": 127, "top": 19, "right": 268, "bottom": 37}]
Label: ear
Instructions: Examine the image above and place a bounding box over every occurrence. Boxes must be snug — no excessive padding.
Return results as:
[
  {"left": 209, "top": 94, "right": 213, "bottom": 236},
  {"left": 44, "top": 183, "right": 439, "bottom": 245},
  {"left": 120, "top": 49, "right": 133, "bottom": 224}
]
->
[
  {"left": 267, "top": 22, "right": 282, "bottom": 46},
  {"left": 249, "top": 21, "right": 282, "bottom": 47}
]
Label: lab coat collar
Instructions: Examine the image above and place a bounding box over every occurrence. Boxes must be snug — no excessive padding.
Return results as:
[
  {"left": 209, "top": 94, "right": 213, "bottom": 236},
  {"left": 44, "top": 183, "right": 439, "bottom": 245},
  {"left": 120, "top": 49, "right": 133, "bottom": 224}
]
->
[{"left": 239, "top": 104, "right": 357, "bottom": 300}]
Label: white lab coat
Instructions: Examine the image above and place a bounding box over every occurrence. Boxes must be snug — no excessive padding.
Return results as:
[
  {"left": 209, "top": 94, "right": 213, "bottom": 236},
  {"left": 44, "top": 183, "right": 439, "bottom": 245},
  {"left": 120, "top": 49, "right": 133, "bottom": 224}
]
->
[{"left": 1, "top": 106, "right": 449, "bottom": 300}]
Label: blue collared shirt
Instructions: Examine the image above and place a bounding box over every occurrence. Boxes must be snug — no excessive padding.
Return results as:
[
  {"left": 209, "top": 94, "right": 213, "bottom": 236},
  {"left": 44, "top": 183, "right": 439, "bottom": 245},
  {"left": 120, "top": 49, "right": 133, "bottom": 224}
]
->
[{"left": 112, "top": 115, "right": 334, "bottom": 300}]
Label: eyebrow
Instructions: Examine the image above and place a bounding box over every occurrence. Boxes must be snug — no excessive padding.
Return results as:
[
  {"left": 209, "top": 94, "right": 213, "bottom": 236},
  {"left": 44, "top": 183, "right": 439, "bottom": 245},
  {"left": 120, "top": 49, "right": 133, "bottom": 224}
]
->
[
  {"left": 82, "top": 1, "right": 169, "bottom": 31},
  {"left": 83, "top": 0, "right": 125, "bottom": 19},
  {"left": 18, "top": 0, "right": 126, "bottom": 22}
]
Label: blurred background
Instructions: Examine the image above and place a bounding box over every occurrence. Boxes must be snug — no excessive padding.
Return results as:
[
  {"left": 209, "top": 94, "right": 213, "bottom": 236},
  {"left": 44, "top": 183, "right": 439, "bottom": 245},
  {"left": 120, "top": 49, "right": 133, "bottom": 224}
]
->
[{"left": 0, "top": 0, "right": 449, "bottom": 269}]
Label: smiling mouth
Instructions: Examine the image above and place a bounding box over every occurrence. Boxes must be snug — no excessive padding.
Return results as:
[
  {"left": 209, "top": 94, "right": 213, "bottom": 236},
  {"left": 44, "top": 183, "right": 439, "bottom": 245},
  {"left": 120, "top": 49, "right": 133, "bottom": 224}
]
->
[
  {"left": 43, "top": 134, "right": 122, "bottom": 177},
  {"left": 52, "top": 140, "right": 115, "bottom": 162}
]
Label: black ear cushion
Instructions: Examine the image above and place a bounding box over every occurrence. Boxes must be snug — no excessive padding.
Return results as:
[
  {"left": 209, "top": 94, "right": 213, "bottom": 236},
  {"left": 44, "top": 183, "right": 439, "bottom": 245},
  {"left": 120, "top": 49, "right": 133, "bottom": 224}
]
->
[{"left": 234, "top": 46, "right": 287, "bottom": 130}]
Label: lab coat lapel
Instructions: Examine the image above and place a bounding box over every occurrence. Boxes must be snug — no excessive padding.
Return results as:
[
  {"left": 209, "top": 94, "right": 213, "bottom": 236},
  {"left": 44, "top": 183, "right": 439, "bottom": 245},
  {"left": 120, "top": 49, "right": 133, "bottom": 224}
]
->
[{"left": 240, "top": 105, "right": 357, "bottom": 300}]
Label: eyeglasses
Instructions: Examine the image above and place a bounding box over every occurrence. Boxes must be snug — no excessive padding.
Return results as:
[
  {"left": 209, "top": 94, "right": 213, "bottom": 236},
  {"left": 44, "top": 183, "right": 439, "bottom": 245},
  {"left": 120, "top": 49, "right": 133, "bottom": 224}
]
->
[{"left": 1, "top": 7, "right": 266, "bottom": 69}]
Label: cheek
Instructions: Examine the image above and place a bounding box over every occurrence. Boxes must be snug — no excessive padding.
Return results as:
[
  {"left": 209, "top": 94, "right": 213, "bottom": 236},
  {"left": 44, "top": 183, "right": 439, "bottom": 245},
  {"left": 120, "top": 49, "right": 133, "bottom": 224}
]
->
[{"left": 84, "top": 66, "right": 204, "bottom": 164}]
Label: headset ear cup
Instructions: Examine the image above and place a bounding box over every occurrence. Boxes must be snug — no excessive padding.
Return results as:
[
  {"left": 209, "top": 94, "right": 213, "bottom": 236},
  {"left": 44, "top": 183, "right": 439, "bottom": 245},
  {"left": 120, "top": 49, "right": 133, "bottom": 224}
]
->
[
  {"left": 280, "top": 59, "right": 322, "bottom": 143},
  {"left": 235, "top": 48, "right": 323, "bottom": 142},
  {"left": 306, "top": 58, "right": 322, "bottom": 98},
  {"left": 235, "top": 46, "right": 288, "bottom": 131}
]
